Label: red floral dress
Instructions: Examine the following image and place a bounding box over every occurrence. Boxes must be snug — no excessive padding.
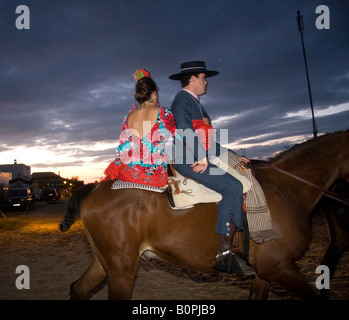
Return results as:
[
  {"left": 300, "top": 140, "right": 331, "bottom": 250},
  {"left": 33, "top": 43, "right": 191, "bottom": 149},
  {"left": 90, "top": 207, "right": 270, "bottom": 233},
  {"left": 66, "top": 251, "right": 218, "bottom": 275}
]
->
[{"left": 104, "top": 107, "right": 178, "bottom": 187}]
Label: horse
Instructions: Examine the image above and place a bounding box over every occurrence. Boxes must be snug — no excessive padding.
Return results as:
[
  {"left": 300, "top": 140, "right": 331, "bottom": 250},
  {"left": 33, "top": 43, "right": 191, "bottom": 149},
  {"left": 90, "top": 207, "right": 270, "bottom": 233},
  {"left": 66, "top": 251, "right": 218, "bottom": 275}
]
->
[
  {"left": 311, "top": 178, "right": 349, "bottom": 299},
  {"left": 60, "top": 130, "right": 349, "bottom": 300}
]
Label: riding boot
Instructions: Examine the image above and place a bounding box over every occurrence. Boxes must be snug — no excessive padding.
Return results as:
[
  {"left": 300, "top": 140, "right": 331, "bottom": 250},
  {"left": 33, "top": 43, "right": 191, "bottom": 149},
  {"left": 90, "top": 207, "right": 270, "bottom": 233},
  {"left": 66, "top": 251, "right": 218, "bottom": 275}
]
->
[
  {"left": 231, "top": 231, "right": 243, "bottom": 253},
  {"left": 213, "top": 223, "right": 236, "bottom": 272},
  {"left": 213, "top": 223, "right": 254, "bottom": 275}
]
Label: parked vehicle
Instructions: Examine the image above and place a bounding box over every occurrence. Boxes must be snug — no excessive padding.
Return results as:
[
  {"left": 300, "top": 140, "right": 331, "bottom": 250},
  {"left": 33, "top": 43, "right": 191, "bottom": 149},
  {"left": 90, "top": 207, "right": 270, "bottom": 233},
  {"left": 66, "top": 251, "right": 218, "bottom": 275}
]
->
[
  {"left": 42, "top": 188, "right": 61, "bottom": 201},
  {"left": 32, "top": 188, "right": 43, "bottom": 201},
  {"left": 7, "top": 188, "right": 34, "bottom": 210}
]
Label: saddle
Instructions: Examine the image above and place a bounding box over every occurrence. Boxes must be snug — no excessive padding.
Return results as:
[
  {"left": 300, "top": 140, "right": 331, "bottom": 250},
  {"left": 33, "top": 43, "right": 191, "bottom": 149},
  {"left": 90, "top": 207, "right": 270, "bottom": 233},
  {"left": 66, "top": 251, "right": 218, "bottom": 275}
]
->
[
  {"left": 111, "top": 165, "right": 222, "bottom": 210},
  {"left": 167, "top": 164, "right": 222, "bottom": 210}
]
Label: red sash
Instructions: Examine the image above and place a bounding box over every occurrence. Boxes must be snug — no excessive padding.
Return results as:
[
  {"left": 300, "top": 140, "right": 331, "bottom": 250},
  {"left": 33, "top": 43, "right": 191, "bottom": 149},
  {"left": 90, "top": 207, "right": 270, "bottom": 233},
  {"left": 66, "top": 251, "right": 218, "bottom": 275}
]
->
[{"left": 192, "top": 120, "right": 214, "bottom": 151}]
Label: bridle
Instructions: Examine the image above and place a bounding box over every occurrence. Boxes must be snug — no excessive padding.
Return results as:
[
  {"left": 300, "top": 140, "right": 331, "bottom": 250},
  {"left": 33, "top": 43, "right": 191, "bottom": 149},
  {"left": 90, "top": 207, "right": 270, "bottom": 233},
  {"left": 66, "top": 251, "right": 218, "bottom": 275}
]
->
[{"left": 259, "top": 164, "right": 349, "bottom": 206}]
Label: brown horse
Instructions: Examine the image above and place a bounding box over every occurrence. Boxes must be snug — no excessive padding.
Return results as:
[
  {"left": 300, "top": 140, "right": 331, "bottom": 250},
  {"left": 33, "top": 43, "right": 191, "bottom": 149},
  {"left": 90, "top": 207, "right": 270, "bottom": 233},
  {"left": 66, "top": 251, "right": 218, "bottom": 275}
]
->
[{"left": 60, "top": 130, "right": 349, "bottom": 299}]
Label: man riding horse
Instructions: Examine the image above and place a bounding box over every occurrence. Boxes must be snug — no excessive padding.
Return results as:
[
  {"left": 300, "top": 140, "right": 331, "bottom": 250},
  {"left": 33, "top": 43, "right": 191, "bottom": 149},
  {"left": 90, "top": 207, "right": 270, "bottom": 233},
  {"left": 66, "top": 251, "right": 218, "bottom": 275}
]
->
[{"left": 169, "top": 61, "right": 250, "bottom": 272}]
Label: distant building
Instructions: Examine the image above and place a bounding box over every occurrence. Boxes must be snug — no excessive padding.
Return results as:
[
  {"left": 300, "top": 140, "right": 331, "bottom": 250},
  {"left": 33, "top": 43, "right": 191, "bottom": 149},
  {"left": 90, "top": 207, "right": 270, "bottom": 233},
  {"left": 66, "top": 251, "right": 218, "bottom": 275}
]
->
[
  {"left": 0, "top": 162, "right": 31, "bottom": 190},
  {"left": 30, "top": 172, "right": 84, "bottom": 199},
  {"left": 31, "top": 172, "right": 62, "bottom": 190},
  {"left": 0, "top": 162, "right": 31, "bottom": 180},
  {"left": 0, "top": 172, "right": 12, "bottom": 199},
  {"left": 0, "top": 172, "right": 12, "bottom": 186}
]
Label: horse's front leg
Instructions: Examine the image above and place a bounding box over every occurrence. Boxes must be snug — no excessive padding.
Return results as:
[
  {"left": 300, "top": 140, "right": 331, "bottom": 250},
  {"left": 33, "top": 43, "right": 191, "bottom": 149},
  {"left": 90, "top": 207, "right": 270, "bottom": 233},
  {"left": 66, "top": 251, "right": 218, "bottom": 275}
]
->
[
  {"left": 249, "top": 274, "right": 270, "bottom": 300},
  {"left": 70, "top": 253, "right": 107, "bottom": 300}
]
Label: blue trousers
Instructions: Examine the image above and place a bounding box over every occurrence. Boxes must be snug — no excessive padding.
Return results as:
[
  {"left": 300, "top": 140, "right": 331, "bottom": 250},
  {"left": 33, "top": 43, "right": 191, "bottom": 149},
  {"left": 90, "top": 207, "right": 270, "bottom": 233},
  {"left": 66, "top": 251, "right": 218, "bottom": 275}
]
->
[{"left": 174, "top": 162, "right": 244, "bottom": 235}]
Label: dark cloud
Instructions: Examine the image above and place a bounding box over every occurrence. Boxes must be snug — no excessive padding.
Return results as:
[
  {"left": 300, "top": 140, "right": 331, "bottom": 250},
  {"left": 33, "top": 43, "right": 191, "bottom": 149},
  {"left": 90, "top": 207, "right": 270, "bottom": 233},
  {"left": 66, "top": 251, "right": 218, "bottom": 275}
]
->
[{"left": 0, "top": 0, "right": 348, "bottom": 180}]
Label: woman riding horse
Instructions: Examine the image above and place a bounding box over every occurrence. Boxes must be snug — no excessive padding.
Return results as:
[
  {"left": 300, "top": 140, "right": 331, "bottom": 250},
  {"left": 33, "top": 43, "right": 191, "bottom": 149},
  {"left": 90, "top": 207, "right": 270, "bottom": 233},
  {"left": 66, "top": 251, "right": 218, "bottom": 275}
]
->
[{"left": 103, "top": 69, "right": 178, "bottom": 186}]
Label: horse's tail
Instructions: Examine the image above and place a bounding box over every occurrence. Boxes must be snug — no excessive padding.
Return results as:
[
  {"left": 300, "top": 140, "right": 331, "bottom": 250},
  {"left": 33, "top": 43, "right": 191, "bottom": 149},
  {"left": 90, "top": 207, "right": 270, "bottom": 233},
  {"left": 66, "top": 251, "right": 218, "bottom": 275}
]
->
[{"left": 60, "top": 183, "right": 98, "bottom": 232}]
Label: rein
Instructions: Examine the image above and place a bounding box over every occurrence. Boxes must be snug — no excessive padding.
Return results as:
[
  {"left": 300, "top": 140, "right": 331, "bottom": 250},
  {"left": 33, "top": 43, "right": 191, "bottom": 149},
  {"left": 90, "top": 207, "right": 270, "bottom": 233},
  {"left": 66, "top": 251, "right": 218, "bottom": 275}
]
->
[{"left": 262, "top": 164, "right": 349, "bottom": 206}]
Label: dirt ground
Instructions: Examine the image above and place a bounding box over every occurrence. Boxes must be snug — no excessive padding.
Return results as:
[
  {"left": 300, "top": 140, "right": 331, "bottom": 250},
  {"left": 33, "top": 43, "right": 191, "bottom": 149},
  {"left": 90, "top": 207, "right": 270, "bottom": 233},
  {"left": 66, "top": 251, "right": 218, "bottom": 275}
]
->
[{"left": 0, "top": 200, "right": 348, "bottom": 300}]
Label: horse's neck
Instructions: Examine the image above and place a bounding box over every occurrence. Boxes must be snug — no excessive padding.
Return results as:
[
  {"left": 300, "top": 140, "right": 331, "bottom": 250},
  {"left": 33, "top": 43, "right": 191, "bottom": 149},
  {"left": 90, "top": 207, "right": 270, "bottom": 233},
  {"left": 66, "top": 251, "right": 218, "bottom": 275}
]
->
[
  {"left": 263, "top": 131, "right": 348, "bottom": 214},
  {"left": 273, "top": 135, "right": 343, "bottom": 190}
]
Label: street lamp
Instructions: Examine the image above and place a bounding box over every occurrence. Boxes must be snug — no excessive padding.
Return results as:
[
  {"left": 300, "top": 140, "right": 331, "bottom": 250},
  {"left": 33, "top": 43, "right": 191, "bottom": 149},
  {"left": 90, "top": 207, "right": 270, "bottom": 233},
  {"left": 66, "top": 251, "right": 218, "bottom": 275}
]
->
[{"left": 297, "top": 10, "right": 318, "bottom": 138}]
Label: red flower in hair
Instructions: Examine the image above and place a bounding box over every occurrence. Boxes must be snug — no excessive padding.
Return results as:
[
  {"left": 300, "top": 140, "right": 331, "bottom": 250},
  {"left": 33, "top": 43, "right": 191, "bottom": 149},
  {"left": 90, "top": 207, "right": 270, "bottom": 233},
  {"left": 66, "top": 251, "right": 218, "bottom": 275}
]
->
[{"left": 133, "top": 69, "right": 150, "bottom": 81}]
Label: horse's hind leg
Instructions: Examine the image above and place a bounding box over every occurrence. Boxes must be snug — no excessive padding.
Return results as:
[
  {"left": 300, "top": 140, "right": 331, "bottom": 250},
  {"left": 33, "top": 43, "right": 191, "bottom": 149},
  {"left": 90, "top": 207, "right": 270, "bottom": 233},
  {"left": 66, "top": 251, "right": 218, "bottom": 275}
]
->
[
  {"left": 319, "top": 241, "right": 344, "bottom": 299},
  {"left": 269, "top": 261, "right": 319, "bottom": 299},
  {"left": 106, "top": 253, "right": 140, "bottom": 300},
  {"left": 70, "top": 253, "right": 107, "bottom": 300},
  {"left": 319, "top": 194, "right": 349, "bottom": 299}
]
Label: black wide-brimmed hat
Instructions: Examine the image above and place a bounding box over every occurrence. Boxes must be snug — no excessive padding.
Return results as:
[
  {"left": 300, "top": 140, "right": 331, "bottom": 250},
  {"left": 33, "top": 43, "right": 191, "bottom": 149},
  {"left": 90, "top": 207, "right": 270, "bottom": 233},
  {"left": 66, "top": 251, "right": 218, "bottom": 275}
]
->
[{"left": 169, "top": 61, "right": 219, "bottom": 80}]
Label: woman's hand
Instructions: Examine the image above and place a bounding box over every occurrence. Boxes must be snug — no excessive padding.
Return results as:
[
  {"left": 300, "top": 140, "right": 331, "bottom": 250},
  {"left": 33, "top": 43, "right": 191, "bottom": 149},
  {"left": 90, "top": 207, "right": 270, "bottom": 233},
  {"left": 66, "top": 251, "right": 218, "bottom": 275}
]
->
[{"left": 191, "top": 157, "right": 208, "bottom": 174}]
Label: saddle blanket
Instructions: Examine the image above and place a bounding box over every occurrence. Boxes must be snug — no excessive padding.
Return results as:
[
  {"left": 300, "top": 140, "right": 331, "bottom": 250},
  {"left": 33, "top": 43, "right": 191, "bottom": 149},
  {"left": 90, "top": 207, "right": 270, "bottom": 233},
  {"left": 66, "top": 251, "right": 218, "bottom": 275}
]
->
[
  {"left": 214, "top": 150, "right": 280, "bottom": 244},
  {"left": 110, "top": 176, "right": 219, "bottom": 210},
  {"left": 111, "top": 180, "right": 168, "bottom": 193}
]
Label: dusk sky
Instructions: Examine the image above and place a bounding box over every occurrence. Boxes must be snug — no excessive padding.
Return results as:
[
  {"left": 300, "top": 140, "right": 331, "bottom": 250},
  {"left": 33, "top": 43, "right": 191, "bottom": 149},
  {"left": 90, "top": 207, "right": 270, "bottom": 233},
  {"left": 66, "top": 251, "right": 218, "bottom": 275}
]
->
[{"left": 1, "top": 0, "right": 348, "bottom": 183}]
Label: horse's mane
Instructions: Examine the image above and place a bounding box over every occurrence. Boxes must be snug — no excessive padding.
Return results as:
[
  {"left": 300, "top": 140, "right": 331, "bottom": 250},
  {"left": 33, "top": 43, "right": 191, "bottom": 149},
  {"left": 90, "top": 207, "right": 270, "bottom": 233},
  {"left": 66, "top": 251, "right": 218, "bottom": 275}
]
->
[{"left": 267, "top": 130, "right": 348, "bottom": 164}]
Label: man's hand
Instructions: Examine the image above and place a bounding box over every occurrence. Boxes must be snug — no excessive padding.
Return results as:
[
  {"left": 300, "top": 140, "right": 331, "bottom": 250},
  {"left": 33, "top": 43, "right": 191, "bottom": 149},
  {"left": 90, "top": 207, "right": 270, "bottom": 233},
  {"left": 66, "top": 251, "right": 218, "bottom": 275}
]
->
[
  {"left": 239, "top": 156, "right": 250, "bottom": 165},
  {"left": 191, "top": 157, "right": 208, "bottom": 174}
]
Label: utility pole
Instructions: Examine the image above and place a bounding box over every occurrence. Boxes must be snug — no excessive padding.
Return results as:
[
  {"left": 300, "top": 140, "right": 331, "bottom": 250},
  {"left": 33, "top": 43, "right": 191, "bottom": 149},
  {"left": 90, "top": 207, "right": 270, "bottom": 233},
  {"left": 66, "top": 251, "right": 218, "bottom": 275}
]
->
[{"left": 297, "top": 10, "right": 318, "bottom": 138}]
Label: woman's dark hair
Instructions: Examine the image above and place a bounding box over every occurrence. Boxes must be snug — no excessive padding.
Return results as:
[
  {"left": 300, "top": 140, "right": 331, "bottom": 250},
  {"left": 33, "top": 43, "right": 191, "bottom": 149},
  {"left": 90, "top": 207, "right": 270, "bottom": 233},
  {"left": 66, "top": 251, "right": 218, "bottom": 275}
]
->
[{"left": 135, "top": 77, "right": 158, "bottom": 104}]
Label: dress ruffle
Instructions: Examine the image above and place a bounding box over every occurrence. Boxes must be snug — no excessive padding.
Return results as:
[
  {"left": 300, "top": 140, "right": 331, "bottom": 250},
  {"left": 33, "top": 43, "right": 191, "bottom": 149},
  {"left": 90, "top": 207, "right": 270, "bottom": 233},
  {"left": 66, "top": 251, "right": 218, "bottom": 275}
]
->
[
  {"left": 104, "top": 162, "right": 167, "bottom": 187},
  {"left": 104, "top": 161, "right": 121, "bottom": 181}
]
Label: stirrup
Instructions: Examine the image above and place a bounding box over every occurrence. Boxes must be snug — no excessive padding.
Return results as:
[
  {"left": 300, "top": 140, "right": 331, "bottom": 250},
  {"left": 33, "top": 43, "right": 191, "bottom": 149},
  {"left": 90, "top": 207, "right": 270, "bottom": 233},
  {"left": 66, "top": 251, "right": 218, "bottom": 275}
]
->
[{"left": 213, "top": 253, "right": 254, "bottom": 276}]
